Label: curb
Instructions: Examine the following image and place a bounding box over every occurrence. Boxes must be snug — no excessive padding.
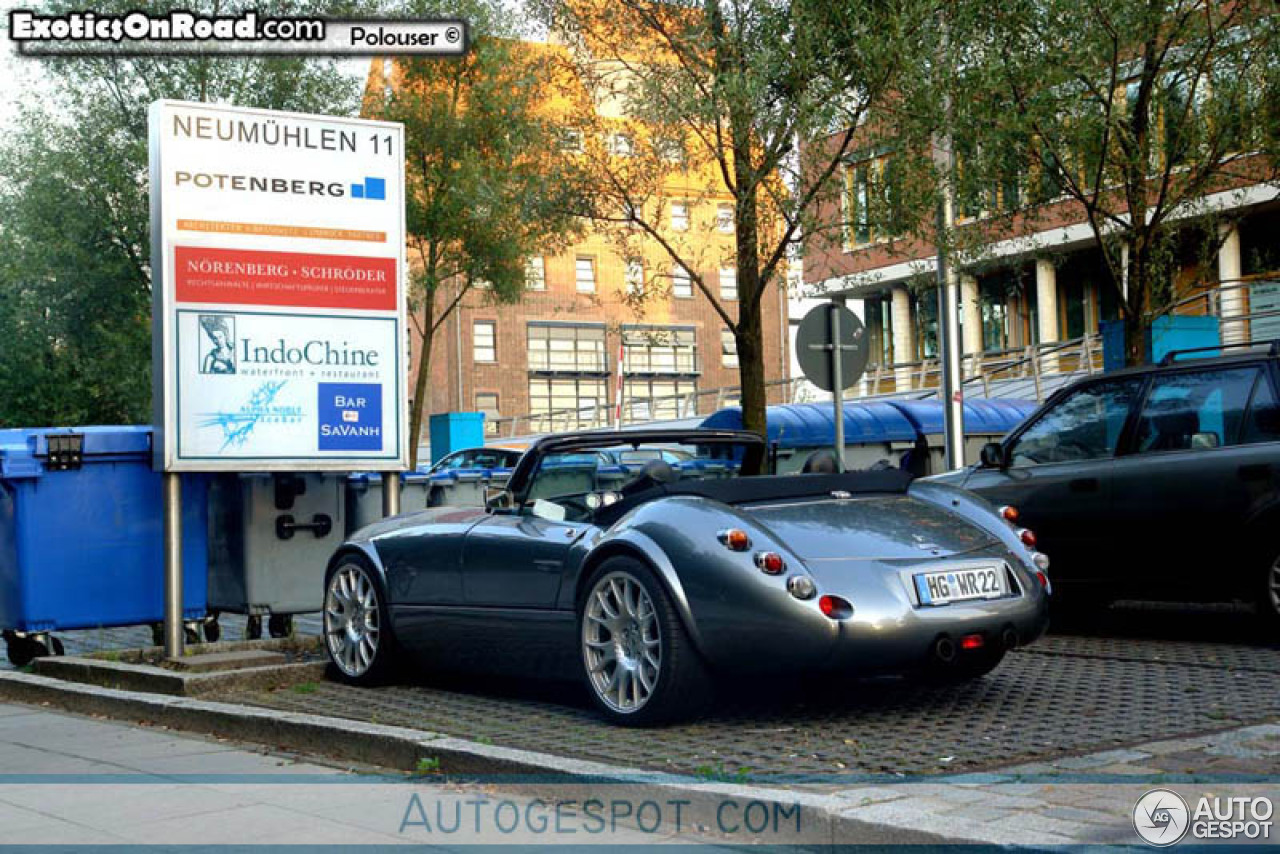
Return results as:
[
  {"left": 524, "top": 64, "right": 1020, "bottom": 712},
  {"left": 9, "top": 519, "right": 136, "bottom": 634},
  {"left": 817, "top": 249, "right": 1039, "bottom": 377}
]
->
[
  {"left": 32, "top": 655, "right": 326, "bottom": 697},
  {"left": 0, "top": 670, "right": 955, "bottom": 845}
]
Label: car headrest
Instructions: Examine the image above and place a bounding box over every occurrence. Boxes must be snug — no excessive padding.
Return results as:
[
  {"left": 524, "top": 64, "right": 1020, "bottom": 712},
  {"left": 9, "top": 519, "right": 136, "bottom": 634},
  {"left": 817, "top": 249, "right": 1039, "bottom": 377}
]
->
[
  {"left": 641, "top": 458, "right": 678, "bottom": 484},
  {"left": 801, "top": 449, "right": 840, "bottom": 474}
]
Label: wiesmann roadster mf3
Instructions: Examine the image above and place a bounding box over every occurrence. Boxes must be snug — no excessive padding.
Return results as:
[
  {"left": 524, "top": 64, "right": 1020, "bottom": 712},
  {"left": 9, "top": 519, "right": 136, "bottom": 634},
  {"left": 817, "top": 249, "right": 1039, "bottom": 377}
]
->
[{"left": 322, "top": 429, "right": 1052, "bottom": 725}]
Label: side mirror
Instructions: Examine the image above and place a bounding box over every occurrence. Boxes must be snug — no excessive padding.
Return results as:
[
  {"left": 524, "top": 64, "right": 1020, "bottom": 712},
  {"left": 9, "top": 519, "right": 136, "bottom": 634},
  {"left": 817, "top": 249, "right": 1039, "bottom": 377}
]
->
[
  {"left": 485, "top": 490, "right": 513, "bottom": 511},
  {"left": 979, "top": 442, "right": 1007, "bottom": 469}
]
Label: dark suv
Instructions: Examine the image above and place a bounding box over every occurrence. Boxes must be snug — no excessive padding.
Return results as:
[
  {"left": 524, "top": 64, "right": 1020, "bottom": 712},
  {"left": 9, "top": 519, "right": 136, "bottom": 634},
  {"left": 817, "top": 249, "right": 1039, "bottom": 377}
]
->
[{"left": 931, "top": 343, "right": 1280, "bottom": 626}]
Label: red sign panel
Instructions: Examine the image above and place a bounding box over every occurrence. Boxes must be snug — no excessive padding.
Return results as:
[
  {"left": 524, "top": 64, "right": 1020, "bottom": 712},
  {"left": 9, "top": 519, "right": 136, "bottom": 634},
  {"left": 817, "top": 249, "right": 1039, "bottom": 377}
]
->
[{"left": 174, "top": 246, "right": 396, "bottom": 311}]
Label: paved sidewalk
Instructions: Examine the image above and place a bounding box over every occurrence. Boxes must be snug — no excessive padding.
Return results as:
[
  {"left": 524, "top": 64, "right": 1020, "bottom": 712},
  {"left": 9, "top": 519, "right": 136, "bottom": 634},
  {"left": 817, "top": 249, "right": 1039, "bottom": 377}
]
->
[{"left": 0, "top": 702, "right": 758, "bottom": 847}]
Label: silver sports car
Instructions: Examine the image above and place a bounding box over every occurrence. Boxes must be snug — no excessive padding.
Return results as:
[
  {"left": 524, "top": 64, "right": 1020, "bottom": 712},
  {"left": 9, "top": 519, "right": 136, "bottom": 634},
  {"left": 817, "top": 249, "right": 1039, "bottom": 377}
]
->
[{"left": 323, "top": 429, "right": 1052, "bottom": 725}]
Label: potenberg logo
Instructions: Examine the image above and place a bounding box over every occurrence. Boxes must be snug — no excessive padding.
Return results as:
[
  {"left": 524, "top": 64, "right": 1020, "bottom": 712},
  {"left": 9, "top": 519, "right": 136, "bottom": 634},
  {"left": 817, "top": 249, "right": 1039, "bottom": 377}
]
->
[
  {"left": 1133, "top": 789, "right": 1190, "bottom": 846},
  {"left": 350, "top": 176, "right": 385, "bottom": 200}
]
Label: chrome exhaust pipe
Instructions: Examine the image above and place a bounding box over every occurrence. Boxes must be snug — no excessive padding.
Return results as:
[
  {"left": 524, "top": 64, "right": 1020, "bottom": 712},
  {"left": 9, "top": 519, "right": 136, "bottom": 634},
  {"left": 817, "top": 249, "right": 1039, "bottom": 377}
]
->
[{"left": 934, "top": 636, "right": 956, "bottom": 663}]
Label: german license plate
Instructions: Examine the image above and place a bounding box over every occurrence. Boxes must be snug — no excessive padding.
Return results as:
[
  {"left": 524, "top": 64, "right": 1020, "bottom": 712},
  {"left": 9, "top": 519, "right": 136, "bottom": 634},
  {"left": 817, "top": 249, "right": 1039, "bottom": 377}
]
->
[{"left": 914, "top": 565, "right": 1005, "bottom": 606}]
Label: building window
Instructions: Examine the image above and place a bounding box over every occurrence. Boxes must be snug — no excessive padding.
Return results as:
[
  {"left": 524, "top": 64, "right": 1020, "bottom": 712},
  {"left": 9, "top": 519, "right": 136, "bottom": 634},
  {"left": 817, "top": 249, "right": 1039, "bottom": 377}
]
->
[
  {"left": 625, "top": 258, "right": 644, "bottom": 295},
  {"left": 671, "top": 264, "right": 693, "bottom": 299},
  {"left": 655, "top": 136, "right": 685, "bottom": 163},
  {"left": 622, "top": 326, "right": 698, "bottom": 375},
  {"left": 525, "top": 256, "right": 546, "bottom": 291},
  {"left": 622, "top": 199, "right": 640, "bottom": 226},
  {"left": 843, "top": 154, "right": 900, "bottom": 246},
  {"left": 473, "top": 320, "right": 496, "bottom": 363},
  {"left": 575, "top": 256, "right": 596, "bottom": 293},
  {"left": 527, "top": 323, "right": 607, "bottom": 372},
  {"left": 476, "top": 392, "right": 500, "bottom": 436},
  {"left": 622, "top": 378, "right": 698, "bottom": 422},
  {"left": 716, "top": 203, "right": 734, "bottom": 233},
  {"left": 721, "top": 329, "right": 739, "bottom": 368},
  {"left": 529, "top": 377, "right": 608, "bottom": 432},
  {"left": 719, "top": 267, "right": 738, "bottom": 301},
  {"left": 671, "top": 201, "right": 689, "bottom": 232},
  {"left": 610, "top": 132, "right": 634, "bottom": 156}
]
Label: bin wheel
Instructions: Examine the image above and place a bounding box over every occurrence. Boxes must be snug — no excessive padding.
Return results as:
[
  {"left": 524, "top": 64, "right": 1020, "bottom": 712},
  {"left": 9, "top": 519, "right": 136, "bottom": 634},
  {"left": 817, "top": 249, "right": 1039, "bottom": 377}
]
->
[
  {"left": 268, "top": 614, "right": 293, "bottom": 639},
  {"left": 203, "top": 620, "right": 221, "bottom": 644},
  {"left": 150, "top": 623, "right": 164, "bottom": 647},
  {"left": 49, "top": 636, "right": 65, "bottom": 657},
  {"left": 5, "top": 637, "right": 36, "bottom": 668},
  {"left": 183, "top": 625, "right": 200, "bottom": 645},
  {"left": 246, "top": 616, "right": 263, "bottom": 640}
]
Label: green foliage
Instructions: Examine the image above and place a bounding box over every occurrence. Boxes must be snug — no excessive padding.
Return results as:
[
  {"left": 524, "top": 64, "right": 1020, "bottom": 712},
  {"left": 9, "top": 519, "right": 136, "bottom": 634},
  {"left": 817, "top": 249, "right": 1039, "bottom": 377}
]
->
[
  {"left": 0, "top": 0, "right": 363, "bottom": 427},
  {"left": 413, "top": 756, "right": 441, "bottom": 774}
]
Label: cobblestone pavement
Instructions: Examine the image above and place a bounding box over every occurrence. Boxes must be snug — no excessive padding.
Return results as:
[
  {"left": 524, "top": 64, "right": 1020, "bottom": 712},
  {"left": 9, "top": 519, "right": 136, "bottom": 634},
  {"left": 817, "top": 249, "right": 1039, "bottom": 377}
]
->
[{"left": 215, "top": 616, "right": 1280, "bottom": 782}]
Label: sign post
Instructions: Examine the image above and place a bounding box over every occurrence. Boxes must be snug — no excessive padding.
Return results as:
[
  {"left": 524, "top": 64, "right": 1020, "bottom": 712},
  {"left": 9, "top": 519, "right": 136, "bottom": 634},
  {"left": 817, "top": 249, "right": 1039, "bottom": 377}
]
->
[
  {"left": 149, "top": 100, "right": 407, "bottom": 656},
  {"left": 795, "top": 303, "right": 869, "bottom": 471}
]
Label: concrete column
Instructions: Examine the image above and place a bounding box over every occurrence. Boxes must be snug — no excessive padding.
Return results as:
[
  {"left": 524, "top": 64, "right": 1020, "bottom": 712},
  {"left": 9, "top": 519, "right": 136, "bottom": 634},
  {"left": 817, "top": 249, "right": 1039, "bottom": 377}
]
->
[
  {"left": 960, "top": 274, "right": 982, "bottom": 377},
  {"left": 890, "top": 286, "right": 916, "bottom": 389},
  {"left": 1036, "top": 259, "right": 1060, "bottom": 374},
  {"left": 1218, "top": 224, "right": 1246, "bottom": 345}
]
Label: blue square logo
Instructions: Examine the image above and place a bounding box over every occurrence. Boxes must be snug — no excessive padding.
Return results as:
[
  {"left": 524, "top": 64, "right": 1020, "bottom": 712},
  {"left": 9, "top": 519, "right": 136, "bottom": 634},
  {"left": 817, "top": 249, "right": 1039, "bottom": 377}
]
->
[
  {"left": 350, "top": 183, "right": 365, "bottom": 198},
  {"left": 365, "top": 177, "right": 386, "bottom": 200},
  {"left": 318, "top": 383, "right": 383, "bottom": 451}
]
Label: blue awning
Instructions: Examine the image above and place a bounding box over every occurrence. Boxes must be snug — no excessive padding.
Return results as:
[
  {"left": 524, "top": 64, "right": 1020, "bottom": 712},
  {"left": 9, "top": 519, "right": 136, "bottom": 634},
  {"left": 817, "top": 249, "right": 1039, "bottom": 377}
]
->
[
  {"left": 700, "top": 402, "right": 918, "bottom": 448},
  {"left": 884, "top": 399, "right": 1036, "bottom": 436}
]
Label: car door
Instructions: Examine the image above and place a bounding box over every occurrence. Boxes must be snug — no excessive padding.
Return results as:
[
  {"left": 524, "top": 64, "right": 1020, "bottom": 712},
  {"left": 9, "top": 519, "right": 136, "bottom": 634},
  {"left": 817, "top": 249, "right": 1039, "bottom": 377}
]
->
[
  {"left": 962, "top": 375, "right": 1144, "bottom": 587},
  {"left": 1109, "top": 363, "right": 1275, "bottom": 597},
  {"left": 459, "top": 456, "right": 597, "bottom": 608}
]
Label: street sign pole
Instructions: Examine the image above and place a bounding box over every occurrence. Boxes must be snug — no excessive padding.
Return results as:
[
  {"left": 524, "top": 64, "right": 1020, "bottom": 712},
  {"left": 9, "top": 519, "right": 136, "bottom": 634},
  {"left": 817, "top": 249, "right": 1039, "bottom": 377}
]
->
[
  {"left": 829, "top": 304, "right": 845, "bottom": 472},
  {"left": 162, "top": 472, "right": 183, "bottom": 658}
]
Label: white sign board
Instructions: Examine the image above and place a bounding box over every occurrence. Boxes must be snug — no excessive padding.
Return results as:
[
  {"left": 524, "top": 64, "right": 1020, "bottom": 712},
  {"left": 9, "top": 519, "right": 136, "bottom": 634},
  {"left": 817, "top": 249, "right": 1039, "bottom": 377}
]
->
[{"left": 149, "top": 100, "right": 407, "bottom": 471}]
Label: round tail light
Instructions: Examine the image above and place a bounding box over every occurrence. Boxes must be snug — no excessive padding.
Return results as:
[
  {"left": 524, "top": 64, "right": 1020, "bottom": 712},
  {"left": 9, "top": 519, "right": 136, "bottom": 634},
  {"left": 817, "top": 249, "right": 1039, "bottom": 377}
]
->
[
  {"left": 999, "top": 505, "right": 1019, "bottom": 523},
  {"left": 818, "top": 595, "right": 853, "bottom": 620},
  {"left": 1035, "top": 570, "right": 1052, "bottom": 594},
  {"left": 718, "top": 528, "right": 751, "bottom": 551},
  {"left": 786, "top": 575, "right": 816, "bottom": 600},
  {"left": 1018, "top": 528, "right": 1036, "bottom": 548},
  {"left": 754, "top": 551, "right": 785, "bottom": 575}
]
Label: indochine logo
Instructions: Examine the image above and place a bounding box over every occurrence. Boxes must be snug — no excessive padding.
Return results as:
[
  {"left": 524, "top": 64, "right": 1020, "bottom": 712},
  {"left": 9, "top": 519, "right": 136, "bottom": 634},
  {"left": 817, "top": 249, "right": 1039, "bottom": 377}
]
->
[{"left": 350, "top": 177, "right": 385, "bottom": 200}]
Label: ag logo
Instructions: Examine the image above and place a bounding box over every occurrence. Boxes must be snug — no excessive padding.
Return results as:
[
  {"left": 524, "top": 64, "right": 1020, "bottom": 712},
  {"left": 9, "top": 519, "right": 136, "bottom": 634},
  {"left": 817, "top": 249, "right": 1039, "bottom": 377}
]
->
[{"left": 1134, "top": 789, "right": 1190, "bottom": 846}]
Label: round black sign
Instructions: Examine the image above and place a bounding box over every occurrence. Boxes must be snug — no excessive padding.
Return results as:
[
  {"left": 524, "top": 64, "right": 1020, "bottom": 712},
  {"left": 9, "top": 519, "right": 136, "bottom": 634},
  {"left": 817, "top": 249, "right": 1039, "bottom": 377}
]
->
[{"left": 795, "top": 303, "right": 869, "bottom": 392}]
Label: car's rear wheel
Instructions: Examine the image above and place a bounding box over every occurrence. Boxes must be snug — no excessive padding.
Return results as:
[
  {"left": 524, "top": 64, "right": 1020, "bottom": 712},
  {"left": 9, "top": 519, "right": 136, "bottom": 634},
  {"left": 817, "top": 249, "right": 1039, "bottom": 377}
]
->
[
  {"left": 578, "top": 557, "right": 709, "bottom": 726},
  {"left": 324, "top": 555, "right": 397, "bottom": 685}
]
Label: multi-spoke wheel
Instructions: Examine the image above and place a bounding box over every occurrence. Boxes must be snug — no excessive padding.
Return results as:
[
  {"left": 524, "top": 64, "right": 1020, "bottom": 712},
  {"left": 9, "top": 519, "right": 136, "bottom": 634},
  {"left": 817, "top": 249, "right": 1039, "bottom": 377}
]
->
[
  {"left": 579, "top": 557, "right": 709, "bottom": 726},
  {"left": 324, "top": 556, "right": 396, "bottom": 684}
]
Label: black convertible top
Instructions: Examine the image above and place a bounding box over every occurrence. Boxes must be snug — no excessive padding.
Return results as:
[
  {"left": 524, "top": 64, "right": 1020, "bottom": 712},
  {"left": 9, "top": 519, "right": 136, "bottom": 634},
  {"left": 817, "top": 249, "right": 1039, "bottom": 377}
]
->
[{"left": 594, "top": 469, "right": 913, "bottom": 526}]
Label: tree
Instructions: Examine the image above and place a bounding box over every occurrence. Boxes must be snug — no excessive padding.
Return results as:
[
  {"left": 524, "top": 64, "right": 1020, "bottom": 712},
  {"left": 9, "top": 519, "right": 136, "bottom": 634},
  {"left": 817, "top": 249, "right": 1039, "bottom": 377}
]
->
[
  {"left": 941, "top": 0, "right": 1280, "bottom": 364},
  {"left": 365, "top": 1, "right": 588, "bottom": 466},
  {"left": 541, "top": 0, "right": 919, "bottom": 436},
  {"left": 0, "top": 0, "right": 364, "bottom": 427}
]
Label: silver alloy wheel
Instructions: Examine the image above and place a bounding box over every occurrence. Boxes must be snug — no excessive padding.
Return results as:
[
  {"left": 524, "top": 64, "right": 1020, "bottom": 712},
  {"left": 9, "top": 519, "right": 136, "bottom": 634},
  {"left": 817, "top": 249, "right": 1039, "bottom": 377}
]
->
[
  {"left": 325, "top": 564, "right": 381, "bottom": 677},
  {"left": 582, "top": 571, "right": 662, "bottom": 713}
]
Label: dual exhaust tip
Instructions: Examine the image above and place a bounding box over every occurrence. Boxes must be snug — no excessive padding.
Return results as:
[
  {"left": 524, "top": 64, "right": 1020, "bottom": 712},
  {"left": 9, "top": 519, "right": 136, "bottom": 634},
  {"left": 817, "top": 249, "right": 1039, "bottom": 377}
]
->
[{"left": 934, "top": 627, "right": 1019, "bottom": 662}]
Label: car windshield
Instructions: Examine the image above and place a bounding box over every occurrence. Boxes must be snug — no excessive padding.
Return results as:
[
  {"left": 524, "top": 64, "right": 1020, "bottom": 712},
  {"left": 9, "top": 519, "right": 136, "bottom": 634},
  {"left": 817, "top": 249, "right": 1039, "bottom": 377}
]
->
[{"left": 523, "top": 439, "right": 749, "bottom": 521}]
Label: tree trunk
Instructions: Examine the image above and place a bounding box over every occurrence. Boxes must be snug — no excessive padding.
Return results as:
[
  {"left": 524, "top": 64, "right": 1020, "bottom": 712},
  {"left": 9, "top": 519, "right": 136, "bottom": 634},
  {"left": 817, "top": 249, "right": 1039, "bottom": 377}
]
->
[
  {"left": 735, "top": 306, "right": 767, "bottom": 438},
  {"left": 1123, "top": 240, "right": 1152, "bottom": 367},
  {"left": 408, "top": 325, "right": 435, "bottom": 470}
]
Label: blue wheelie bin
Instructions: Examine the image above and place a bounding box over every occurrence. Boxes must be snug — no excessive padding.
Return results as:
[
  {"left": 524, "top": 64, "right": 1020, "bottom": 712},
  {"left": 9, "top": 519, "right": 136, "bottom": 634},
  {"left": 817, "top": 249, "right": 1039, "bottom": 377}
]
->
[{"left": 0, "top": 426, "right": 209, "bottom": 666}]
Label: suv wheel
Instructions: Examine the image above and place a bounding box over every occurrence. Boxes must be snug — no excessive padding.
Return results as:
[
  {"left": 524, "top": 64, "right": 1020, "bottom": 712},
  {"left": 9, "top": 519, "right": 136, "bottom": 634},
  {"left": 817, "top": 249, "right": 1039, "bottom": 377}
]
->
[{"left": 1259, "top": 551, "right": 1280, "bottom": 632}]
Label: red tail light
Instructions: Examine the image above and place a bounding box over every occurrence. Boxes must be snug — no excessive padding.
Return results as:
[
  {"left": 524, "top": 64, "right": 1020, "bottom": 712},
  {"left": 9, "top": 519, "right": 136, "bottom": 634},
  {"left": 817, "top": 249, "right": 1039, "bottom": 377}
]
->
[
  {"left": 1035, "top": 570, "right": 1052, "bottom": 594},
  {"left": 818, "top": 595, "right": 853, "bottom": 620},
  {"left": 999, "top": 505, "right": 1019, "bottom": 523},
  {"left": 1018, "top": 528, "right": 1036, "bottom": 548},
  {"left": 754, "top": 552, "right": 785, "bottom": 575},
  {"left": 960, "top": 633, "right": 985, "bottom": 650}
]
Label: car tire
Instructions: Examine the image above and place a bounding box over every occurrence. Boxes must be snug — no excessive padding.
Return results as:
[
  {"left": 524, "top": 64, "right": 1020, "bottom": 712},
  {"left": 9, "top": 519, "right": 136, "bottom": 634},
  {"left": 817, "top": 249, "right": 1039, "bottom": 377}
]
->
[
  {"left": 323, "top": 554, "right": 398, "bottom": 686},
  {"left": 1257, "top": 550, "right": 1280, "bottom": 633},
  {"left": 578, "top": 557, "right": 710, "bottom": 726}
]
